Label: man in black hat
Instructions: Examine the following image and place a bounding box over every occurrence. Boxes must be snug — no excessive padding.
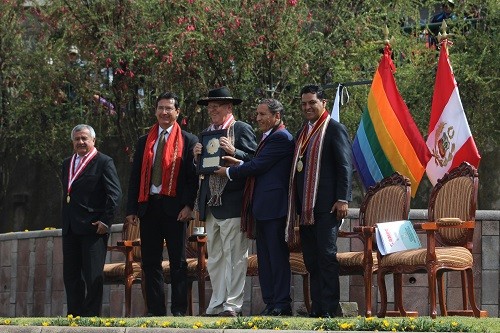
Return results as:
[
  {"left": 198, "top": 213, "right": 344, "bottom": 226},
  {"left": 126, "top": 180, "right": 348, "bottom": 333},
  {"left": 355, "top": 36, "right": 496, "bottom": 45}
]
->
[{"left": 193, "top": 86, "right": 257, "bottom": 316}]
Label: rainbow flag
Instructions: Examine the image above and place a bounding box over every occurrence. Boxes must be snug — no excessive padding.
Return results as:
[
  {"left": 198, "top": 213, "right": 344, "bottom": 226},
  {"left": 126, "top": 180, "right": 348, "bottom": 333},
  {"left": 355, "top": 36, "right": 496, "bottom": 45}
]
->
[{"left": 352, "top": 45, "right": 431, "bottom": 196}]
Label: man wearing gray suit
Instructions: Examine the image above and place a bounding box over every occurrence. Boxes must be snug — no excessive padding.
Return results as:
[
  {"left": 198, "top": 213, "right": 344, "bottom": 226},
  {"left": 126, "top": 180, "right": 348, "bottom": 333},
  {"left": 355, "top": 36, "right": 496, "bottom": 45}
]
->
[{"left": 194, "top": 87, "right": 257, "bottom": 317}]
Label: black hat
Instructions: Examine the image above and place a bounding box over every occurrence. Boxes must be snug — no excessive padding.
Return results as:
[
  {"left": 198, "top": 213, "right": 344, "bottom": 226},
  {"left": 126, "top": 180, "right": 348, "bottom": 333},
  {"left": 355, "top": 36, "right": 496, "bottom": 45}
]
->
[{"left": 197, "top": 86, "right": 242, "bottom": 106}]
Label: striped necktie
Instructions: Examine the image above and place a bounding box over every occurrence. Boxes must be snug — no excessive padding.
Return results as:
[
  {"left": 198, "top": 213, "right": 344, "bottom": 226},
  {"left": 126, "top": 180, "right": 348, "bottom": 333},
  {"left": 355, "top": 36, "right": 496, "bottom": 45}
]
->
[{"left": 151, "top": 130, "right": 166, "bottom": 187}]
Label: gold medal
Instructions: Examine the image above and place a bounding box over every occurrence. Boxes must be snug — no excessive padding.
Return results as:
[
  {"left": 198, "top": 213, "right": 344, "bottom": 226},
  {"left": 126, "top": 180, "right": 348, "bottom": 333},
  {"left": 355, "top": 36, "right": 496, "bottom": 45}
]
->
[
  {"left": 297, "top": 159, "right": 303, "bottom": 172},
  {"left": 66, "top": 195, "right": 70, "bottom": 203}
]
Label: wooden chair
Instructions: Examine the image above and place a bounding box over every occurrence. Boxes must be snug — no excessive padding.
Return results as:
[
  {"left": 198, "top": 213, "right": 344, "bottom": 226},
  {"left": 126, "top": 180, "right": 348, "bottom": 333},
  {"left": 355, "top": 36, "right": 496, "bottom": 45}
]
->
[
  {"left": 288, "top": 223, "right": 311, "bottom": 314},
  {"left": 161, "top": 218, "right": 208, "bottom": 315},
  {"left": 103, "top": 221, "right": 145, "bottom": 317},
  {"left": 336, "top": 172, "right": 411, "bottom": 317},
  {"left": 377, "top": 162, "right": 488, "bottom": 318}
]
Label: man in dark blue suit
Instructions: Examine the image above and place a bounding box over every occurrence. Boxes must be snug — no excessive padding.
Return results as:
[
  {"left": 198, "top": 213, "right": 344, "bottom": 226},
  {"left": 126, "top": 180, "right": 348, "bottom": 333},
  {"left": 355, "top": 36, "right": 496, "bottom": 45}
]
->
[
  {"left": 61, "top": 124, "right": 121, "bottom": 316},
  {"left": 287, "top": 84, "right": 353, "bottom": 318},
  {"left": 215, "top": 98, "right": 294, "bottom": 316}
]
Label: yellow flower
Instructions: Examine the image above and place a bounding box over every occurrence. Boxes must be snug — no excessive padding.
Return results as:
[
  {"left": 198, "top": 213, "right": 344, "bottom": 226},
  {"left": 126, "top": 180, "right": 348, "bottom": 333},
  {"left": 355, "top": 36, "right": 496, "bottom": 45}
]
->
[
  {"left": 161, "top": 321, "right": 170, "bottom": 327},
  {"left": 105, "top": 322, "right": 111, "bottom": 327},
  {"left": 248, "top": 322, "right": 254, "bottom": 327},
  {"left": 383, "top": 319, "right": 390, "bottom": 327},
  {"left": 140, "top": 323, "right": 147, "bottom": 328},
  {"left": 70, "top": 322, "right": 78, "bottom": 327},
  {"left": 451, "top": 321, "right": 458, "bottom": 327},
  {"left": 4, "top": 319, "right": 11, "bottom": 325},
  {"left": 192, "top": 324, "right": 199, "bottom": 329},
  {"left": 42, "top": 322, "right": 49, "bottom": 326},
  {"left": 67, "top": 314, "right": 73, "bottom": 320},
  {"left": 252, "top": 326, "right": 258, "bottom": 330},
  {"left": 90, "top": 318, "right": 96, "bottom": 323},
  {"left": 119, "top": 320, "right": 126, "bottom": 326},
  {"left": 340, "top": 322, "right": 351, "bottom": 329},
  {"left": 194, "top": 321, "right": 203, "bottom": 327},
  {"left": 24, "top": 229, "right": 29, "bottom": 232},
  {"left": 366, "top": 316, "right": 374, "bottom": 321},
  {"left": 392, "top": 329, "right": 396, "bottom": 332}
]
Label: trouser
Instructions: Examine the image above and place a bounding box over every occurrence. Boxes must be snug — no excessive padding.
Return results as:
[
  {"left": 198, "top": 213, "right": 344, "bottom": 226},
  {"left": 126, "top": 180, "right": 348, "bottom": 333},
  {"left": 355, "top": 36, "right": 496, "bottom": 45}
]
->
[
  {"left": 140, "top": 198, "right": 187, "bottom": 315},
  {"left": 300, "top": 212, "right": 340, "bottom": 314},
  {"left": 205, "top": 211, "right": 249, "bottom": 314}
]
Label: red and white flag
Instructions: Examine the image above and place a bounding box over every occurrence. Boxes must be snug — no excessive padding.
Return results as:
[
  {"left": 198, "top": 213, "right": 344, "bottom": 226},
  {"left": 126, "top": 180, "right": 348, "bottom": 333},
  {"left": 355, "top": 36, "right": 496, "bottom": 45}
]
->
[{"left": 426, "top": 41, "right": 481, "bottom": 185}]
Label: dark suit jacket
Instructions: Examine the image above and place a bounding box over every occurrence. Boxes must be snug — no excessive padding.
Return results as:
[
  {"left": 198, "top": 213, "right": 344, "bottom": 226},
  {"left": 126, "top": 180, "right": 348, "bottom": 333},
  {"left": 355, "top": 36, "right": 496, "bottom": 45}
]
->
[
  {"left": 197, "top": 120, "right": 257, "bottom": 221},
  {"left": 61, "top": 152, "right": 122, "bottom": 235},
  {"left": 296, "top": 119, "right": 353, "bottom": 214},
  {"left": 126, "top": 130, "right": 198, "bottom": 218},
  {"left": 229, "top": 128, "right": 294, "bottom": 220}
]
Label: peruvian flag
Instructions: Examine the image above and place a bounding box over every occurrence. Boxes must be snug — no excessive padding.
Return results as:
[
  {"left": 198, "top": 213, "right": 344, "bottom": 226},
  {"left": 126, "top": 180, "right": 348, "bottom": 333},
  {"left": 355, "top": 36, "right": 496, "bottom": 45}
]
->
[{"left": 426, "top": 41, "right": 481, "bottom": 185}]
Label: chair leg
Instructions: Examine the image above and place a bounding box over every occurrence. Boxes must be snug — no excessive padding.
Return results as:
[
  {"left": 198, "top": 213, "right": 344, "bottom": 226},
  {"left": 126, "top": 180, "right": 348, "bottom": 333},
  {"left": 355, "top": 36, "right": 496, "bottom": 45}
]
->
[
  {"left": 363, "top": 270, "right": 373, "bottom": 317},
  {"left": 460, "top": 271, "right": 468, "bottom": 310},
  {"left": 465, "top": 269, "right": 487, "bottom": 317},
  {"left": 393, "top": 273, "right": 404, "bottom": 314},
  {"left": 125, "top": 278, "right": 133, "bottom": 317},
  {"left": 427, "top": 268, "right": 438, "bottom": 319},
  {"left": 187, "top": 281, "right": 193, "bottom": 316},
  {"left": 141, "top": 275, "right": 148, "bottom": 316},
  {"left": 377, "top": 269, "right": 388, "bottom": 318},
  {"left": 437, "top": 270, "right": 447, "bottom": 316},
  {"left": 303, "top": 274, "right": 311, "bottom": 314}
]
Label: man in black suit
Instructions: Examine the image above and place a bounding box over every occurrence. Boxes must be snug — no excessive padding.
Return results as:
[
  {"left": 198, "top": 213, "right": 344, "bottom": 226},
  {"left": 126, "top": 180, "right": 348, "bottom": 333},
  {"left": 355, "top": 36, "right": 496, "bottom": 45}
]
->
[
  {"left": 193, "top": 87, "right": 257, "bottom": 317},
  {"left": 287, "top": 84, "right": 353, "bottom": 318},
  {"left": 61, "top": 124, "right": 121, "bottom": 316},
  {"left": 126, "top": 92, "right": 198, "bottom": 316},
  {"left": 214, "top": 98, "right": 294, "bottom": 316}
]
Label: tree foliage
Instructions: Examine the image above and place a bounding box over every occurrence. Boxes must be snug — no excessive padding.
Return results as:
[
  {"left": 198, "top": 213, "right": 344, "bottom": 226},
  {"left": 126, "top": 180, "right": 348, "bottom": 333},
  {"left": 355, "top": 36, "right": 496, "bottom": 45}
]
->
[{"left": 0, "top": 0, "right": 498, "bottom": 199}]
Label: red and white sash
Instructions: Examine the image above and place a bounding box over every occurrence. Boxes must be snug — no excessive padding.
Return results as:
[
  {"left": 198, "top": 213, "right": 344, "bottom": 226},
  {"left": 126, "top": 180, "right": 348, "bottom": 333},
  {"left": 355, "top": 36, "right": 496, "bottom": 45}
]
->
[{"left": 67, "top": 148, "right": 98, "bottom": 202}]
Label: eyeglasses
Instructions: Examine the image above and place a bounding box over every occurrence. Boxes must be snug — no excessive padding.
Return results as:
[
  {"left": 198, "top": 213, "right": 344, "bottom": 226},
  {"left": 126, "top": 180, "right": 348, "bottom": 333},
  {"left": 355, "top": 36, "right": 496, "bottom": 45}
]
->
[{"left": 156, "top": 106, "right": 176, "bottom": 112}]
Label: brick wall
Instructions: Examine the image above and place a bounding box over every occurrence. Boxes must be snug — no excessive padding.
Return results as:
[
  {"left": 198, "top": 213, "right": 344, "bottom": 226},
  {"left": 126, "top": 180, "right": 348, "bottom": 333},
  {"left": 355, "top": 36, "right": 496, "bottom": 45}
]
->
[{"left": 0, "top": 210, "right": 498, "bottom": 318}]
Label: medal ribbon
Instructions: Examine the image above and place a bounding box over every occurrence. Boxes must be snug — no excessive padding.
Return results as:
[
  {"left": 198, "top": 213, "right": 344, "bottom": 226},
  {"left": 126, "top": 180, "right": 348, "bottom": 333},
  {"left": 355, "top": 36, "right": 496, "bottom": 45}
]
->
[
  {"left": 298, "top": 110, "right": 329, "bottom": 157},
  {"left": 67, "top": 148, "right": 98, "bottom": 198}
]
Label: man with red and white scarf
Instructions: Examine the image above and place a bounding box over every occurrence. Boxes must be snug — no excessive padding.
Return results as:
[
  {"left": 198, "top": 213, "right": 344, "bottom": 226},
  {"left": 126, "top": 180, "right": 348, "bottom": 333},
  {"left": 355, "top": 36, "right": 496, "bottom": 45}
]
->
[
  {"left": 126, "top": 92, "right": 198, "bottom": 316},
  {"left": 194, "top": 87, "right": 257, "bottom": 317},
  {"left": 287, "top": 84, "right": 353, "bottom": 318}
]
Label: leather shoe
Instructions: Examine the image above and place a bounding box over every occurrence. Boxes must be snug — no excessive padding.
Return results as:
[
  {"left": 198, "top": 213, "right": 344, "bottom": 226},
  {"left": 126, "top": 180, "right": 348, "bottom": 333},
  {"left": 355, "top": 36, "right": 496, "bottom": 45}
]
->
[
  {"left": 270, "top": 306, "right": 293, "bottom": 316},
  {"left": 260, "top": 305, "right": 274, "bottom": 316},
  {"left": 172, "top": 311, "right": 185, "bottom": 317},
  {"left": 309, "top": 311, "right": 320, "bottom": 318},
  {"left": 218, "top": 310, "right": 242, "bottom": 317}
]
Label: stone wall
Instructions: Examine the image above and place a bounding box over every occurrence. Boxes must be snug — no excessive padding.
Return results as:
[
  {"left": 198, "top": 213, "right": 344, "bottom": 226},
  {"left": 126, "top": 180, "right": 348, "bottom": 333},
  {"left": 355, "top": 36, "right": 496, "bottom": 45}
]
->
[{"left": 0, "top": 210, "right": 498, "bottom": 318}]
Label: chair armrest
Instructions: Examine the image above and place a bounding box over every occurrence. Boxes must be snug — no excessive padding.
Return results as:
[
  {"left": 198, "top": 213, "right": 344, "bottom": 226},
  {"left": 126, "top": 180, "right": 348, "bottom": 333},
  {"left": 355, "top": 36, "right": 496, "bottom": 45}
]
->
[
  {"left": 421, "top": 220, "right": 475, "bottom": 230},
  {"left": 188, "top": 234, "right": 207, "bottom": 243},
  {"left": 117, "top": 239, "right": 141, "bottom": 247}
]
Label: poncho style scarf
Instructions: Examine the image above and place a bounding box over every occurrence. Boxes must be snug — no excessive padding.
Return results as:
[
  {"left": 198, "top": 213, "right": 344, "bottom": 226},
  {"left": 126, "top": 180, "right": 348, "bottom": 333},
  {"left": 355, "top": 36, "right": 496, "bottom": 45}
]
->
[
  {"left": 285, "top": 110, "right": 330, "bottom": 242},
  {"left": 241, "top": 123, "right": 286, "bottom": 239},
  {"left": 138, "top": 122, "right": 184, "bottom": 202}
]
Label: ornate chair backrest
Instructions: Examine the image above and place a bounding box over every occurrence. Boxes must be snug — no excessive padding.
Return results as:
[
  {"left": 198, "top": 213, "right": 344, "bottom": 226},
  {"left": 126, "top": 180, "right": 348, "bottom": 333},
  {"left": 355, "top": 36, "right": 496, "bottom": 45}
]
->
[
  {"left": 428, "top": 162, "right": 478, "bottom": 247},
  {"left": 122, "top": 221, "right": 141, "bottom": 261},
  {"left": 359, "top": 172, "right": 411, "bottom": 228}
]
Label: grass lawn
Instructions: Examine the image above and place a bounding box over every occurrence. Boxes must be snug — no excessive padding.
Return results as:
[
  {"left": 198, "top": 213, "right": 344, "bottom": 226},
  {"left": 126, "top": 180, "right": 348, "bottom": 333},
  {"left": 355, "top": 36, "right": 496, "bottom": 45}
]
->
[{"left": 1, "top": 315, "right": 499, "bottom": 332}]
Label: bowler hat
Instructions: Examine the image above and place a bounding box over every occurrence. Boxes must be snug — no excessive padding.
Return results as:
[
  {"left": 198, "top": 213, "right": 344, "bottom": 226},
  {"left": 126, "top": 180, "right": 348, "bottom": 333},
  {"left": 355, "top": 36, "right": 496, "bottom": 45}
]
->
[{"left": 197, "top": 86, "right": 242, "bottom": 106}]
